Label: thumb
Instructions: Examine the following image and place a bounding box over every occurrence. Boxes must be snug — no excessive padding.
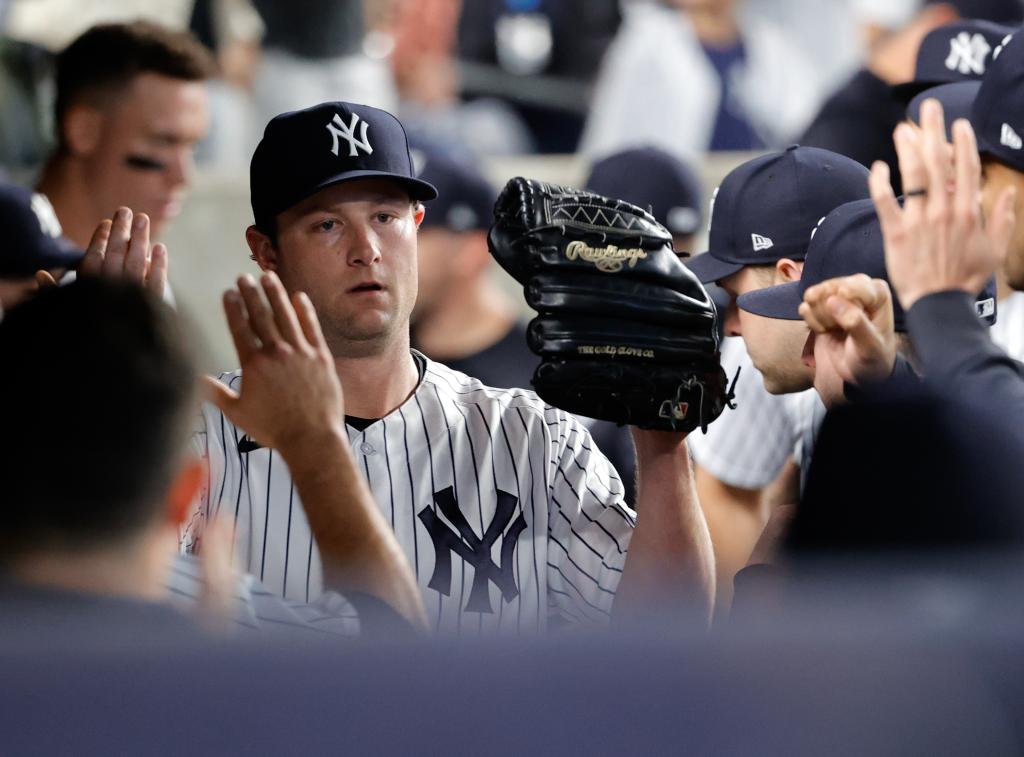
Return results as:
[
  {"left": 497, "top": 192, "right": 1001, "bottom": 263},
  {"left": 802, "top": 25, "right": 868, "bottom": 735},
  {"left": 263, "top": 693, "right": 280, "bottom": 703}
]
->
[{"left": 201, "top": 375, "right": 241, "bottom": 420}]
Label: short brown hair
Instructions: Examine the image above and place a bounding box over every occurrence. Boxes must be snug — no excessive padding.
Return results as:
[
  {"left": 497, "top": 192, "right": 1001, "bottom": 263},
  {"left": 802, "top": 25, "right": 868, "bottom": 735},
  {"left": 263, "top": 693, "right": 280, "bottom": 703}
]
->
[{"left": 54, "top": 21, "right": 216, "bottom": 138}]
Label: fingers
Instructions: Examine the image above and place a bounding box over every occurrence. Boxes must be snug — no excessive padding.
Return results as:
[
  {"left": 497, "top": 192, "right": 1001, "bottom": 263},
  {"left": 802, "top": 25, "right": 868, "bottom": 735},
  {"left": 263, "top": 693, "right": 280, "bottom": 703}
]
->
[
  {"left": 293, "top": 290, "right": 328, "bottom": 350},
  {"left": 147, "top": 243, "right": 168, "bottom": 298},
  {"left": 123, "top": 213, "right": 150, "bottom": 284},
  {"left": 223, "top": 289, "right": 260, "bottom": 365},
  {"left": 79, "top": 219, "right": 112, "bottom": 276},
  {"left": 237, "top": 274, "right": 283, "bottom": 348},
  {"left": 104, "top": 207, "right": 133, "bottom": 275},
  {"left": 201, "top": 374, "right": 240, "bottom": 416},
  {"left": 870, "top": 161, "right": 903, "bottom": 241},
  {"left": 893, "top": 124, "right": 927, "bottom": 225},
  {"left": 952, "top": 119, "right": 982, "bottom": 230},
  {"left": 919, "top": 99, "right": 953, "bottom": 216},
  {"left": 798, "top": 301, "right": 828, "bottom": 334},
  {"left": 827, "top": 295, "right": 878, "bottom": 347},
  {"left": 261, "top": 272, "right": 305, "bottom": 348},
  {"left": 34, "top": 270, "right": 58, "bottom": 288}
]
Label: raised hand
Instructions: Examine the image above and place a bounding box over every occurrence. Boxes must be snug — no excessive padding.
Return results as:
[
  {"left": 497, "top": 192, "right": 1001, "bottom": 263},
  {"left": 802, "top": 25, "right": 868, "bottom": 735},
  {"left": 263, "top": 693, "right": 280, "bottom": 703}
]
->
[
  {"left": 77, "top": 207, "right": 168, "bottom": 297},
  {"left": 870, "top": 99, "right": 1016, "bottom": 310},
  {"left": 204, "top": 272, "right": 345, "bottom": 455},
  {"left": 799, "top": 274, "right": 897, "bottom": 386}
]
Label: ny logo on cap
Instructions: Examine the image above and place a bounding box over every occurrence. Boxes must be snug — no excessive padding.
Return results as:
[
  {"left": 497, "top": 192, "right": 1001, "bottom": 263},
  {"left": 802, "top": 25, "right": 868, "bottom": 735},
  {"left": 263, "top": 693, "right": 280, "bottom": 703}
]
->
[
  {"left": 1000, "top": 123, "right": 1022, "bottom": 150},
  {"left": 945, "top": 32, "right": 992, "bottom": 75},
  {"left": 326, "top": 112, "right": 373, "bottom": 158},
  {"left": 751, "top": 233, "right": 774, "bottom": 252}
]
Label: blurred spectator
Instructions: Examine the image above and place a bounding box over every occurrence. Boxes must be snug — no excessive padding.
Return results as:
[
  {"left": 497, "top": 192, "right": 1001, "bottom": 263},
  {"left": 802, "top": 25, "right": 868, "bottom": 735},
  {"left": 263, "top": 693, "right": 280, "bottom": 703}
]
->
[
  {"left": 0, "top": 35, "right": 53, "bottom": 172},
  {"left": 456, "top": 0, "right": 621, "bottom": 152},
  {"left": 801, "top": 3, "right": 1022, "bottom": 194},
  {"left": 247, "top": 0, "right": 397, "bottom": 147},
  {"left": 582, "top": 0, "right": 825, "bottom": 164},
  {"left": 34, "top": 21, "right": 215, "bottom": 248},
  {"left": 389, "top": 0, "right": 534, "bottom": 156}
]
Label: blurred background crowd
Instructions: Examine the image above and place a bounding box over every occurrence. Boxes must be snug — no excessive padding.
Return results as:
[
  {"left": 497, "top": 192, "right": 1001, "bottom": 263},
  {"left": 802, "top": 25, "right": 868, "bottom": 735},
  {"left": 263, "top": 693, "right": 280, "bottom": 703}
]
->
[{"left": 5, "top": 1, "right": 1024, "bottom": 753}]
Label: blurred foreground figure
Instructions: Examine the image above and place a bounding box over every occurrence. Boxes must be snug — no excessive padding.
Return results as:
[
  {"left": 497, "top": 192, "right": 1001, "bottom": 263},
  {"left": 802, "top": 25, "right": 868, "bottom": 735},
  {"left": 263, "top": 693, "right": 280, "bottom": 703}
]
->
[{"left": 35, "top": 21, "right": 215, "bottom": 248}]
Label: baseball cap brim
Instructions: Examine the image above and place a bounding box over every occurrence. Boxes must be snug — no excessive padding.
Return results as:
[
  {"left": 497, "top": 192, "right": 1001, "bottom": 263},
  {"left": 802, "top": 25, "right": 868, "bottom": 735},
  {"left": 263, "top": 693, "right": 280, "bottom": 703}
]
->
[
  {"left": 685, "top": 252, "right": 745, "bottom": 284},
  {"left": 313, "top": 169, "right": 438, "bottom": 202},
  {"left": 736, "top": 281, "right": 803, "bottom": 320}
]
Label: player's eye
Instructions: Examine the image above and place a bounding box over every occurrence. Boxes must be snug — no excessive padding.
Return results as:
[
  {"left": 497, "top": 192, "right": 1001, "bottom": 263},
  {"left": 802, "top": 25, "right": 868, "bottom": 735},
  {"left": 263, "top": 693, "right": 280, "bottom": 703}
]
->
[
  {"left": 315, "top": 219, "right": 337, "bottom": 232},
  {"left": 375, "top": 212, "right": 395, "bottom": 223}
]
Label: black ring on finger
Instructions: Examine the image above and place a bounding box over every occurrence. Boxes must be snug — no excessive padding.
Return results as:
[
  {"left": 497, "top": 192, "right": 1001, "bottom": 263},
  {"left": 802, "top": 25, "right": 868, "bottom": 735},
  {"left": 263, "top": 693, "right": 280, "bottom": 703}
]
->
[{"left": 904, "top": 188, "right": 928, "bottom": 198}]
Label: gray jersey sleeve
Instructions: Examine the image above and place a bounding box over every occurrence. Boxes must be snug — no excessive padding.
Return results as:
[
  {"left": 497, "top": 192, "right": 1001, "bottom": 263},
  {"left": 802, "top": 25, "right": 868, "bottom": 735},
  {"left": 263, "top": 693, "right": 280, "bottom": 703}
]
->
[{"left": 545, "top": 408, "right": 636, "bottom": 626}]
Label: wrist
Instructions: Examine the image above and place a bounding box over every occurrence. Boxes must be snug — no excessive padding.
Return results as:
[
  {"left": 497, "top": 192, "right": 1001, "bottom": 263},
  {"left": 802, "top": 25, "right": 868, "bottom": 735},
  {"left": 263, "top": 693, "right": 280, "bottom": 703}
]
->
[{"left": 277, "top": 424, "right": 350, "bottom": 470}]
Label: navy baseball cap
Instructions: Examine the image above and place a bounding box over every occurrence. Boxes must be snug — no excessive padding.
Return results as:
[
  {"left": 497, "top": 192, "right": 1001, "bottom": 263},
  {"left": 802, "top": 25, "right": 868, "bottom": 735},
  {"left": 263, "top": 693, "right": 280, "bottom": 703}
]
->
[
  {"left": 416, "top": 150, "right": 496, "bottom": 233},
  {"left": 737, "top": 198, "right": 997, "bottom": 331},
  {"left": 0, "top": 184, "right": 83, "bottom": 277},
  {"left": 685, "top": 146, "right": 871, "bottom": 284},
  {"left": 907, "top": 81, "right": 982, "bottom": 139},
  {"left": 250, "top": 101, "right": 438, "bottom": 232},
  {"left": 584, "top": 146, "right": 703, "bottom": 239},
  {"left": 892, "top": 20, "right": 1015, "bottom": 102},
  {"left": 971, "top": 31, "right": 1024, "bottom": 173}
]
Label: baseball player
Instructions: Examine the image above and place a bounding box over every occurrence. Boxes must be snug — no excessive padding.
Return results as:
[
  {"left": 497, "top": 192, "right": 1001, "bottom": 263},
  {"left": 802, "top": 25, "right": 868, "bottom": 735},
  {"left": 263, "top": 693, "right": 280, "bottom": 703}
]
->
[
  {"left": 681, "top": 146, "right": 871, "bottom": 603},
  {"left": 738, "top": 197, "right": 996, "bottom": 409},
  {"left": 0, "top": 184, "right": 426, "bottom": 639},
  {"left": 187, "top": 101, "right": 715, "bottom": 633}
]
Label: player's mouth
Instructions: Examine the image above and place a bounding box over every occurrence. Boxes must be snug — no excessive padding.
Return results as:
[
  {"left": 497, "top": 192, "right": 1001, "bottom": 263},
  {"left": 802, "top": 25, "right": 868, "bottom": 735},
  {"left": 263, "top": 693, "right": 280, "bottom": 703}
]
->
[{"left": 348, "top": 281, "right": 386, "bottom": 294}]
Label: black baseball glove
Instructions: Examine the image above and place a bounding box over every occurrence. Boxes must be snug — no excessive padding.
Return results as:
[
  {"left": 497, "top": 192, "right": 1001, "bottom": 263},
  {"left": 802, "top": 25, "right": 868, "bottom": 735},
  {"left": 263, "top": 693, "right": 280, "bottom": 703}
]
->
[{"left": 488, "top": 177, "right": 735, "bottom": 433}]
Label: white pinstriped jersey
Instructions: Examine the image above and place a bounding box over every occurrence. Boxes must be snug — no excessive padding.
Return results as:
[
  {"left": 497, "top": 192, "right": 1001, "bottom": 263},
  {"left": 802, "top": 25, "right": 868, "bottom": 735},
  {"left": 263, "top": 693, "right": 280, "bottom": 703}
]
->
[
  {"left": 991, "top": 292, "right": 1024, "bottom": 363},
  {"left": 165, "top": 554, "right": 360, "bottom": 638},
  {"left": 184, "top": 355, "right": 636, "bottom": 634}
]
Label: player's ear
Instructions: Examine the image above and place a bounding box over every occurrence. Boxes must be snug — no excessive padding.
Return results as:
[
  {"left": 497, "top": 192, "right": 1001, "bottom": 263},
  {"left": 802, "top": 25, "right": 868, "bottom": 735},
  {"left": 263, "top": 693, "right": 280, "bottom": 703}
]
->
[
  {"left": 776, "top": 258, "right": 803, "bottom": 283},
  {"left": 413, "top": 202, "right": 425, "bottom": 228},
  {"left": 62, "top": 104, "right": 103, "bottom": 157},
  {"left": 165, "top": 456, "right": 206, "bottom": 528},
  {"left": 246, "top": 225, "right": 279, "bottom": 272}
]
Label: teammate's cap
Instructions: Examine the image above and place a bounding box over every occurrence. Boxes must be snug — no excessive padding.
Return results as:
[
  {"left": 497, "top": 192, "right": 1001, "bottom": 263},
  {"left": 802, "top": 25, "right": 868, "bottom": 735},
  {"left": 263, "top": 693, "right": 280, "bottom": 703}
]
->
[
  {"left": 584, "top": 146, "right": 703, "bottom": 240},
  {"left": 250, "top": 101, "right": 438, "bottom": 232},
  {"left": 891, "top": 20, "right": 1014, "bottom": 103},
  {"left": 737, "top": 198, "right": 997, "bottom": 331},
  {"left": 0, "top": 183, "right": 83, "bottom": 277},
  {"left": 907, "top": 81, "right": 982, "bottom": 140},
  {"left": 416, "top": 149, "right": 496, "bottom": 233},
  {"left": 685, "top": 146, "right": 870, "bottom": 284},
  {"left": 971, "top": 30, "right": 1024, "bottom": 174}
]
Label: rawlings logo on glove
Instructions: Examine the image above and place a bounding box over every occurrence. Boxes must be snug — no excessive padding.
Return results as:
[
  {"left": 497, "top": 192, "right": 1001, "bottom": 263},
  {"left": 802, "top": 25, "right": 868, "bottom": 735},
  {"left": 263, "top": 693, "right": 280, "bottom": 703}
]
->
[{"left": 488, "top": 177, "right": 735, "bottom": 433}]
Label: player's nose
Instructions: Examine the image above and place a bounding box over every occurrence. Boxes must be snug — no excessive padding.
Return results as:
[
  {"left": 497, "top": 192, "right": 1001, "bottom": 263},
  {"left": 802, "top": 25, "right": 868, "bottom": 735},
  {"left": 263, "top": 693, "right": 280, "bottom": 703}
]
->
[
  {"left": 723, "top": 304, "right": 742, "bottom": 337},
  {"left": 346, "top": 222, "right": 382, "bottom": 266},
  {"left": 801, "top": 330, "right": 816, "bottom": 369}
]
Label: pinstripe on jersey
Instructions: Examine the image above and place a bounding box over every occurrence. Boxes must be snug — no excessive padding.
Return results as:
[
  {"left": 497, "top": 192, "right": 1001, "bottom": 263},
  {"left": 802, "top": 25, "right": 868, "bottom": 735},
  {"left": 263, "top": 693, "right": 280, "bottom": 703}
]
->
[{"left": 185, "top": 355, "right": 636, "bottom": 634}]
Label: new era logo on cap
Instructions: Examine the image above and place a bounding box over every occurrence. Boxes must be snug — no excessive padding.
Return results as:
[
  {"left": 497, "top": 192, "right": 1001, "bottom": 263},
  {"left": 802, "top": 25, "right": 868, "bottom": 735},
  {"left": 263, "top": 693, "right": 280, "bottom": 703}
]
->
[
  {"left": 751, "top": 233, "right": 774, "bottom": 252},
  {"left": 1000, "top": 123, "right": 1022, "bottom": 150}
]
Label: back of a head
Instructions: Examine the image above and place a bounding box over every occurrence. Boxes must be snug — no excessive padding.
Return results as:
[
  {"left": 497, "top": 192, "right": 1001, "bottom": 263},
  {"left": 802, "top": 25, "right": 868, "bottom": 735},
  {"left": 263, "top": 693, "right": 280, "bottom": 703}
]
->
[
  {"left": 790, "top": 389, "right": 1024, "bottom": 558},
  {"left": 54, "top": 21, "right": 215, "bottom": 146},
  {"left": 0, "top": 279, "right": 197, "bottom": 557}
]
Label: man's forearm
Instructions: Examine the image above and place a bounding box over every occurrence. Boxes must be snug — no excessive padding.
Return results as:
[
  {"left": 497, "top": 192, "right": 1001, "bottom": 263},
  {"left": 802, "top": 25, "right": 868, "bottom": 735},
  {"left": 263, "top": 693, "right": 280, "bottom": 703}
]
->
[
  {"left": 613, "top": 430, "right": 715, "bottom": 628},
  {"left": 280, "top": 429, "right": 428, "bottom": 631}
]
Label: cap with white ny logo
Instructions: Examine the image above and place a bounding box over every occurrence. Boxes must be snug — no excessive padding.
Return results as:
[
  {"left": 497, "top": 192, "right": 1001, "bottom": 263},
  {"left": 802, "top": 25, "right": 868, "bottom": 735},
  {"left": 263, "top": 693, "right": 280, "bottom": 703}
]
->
[{"left": 249, "top": 101, "right": 437, "bottom": 233}]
